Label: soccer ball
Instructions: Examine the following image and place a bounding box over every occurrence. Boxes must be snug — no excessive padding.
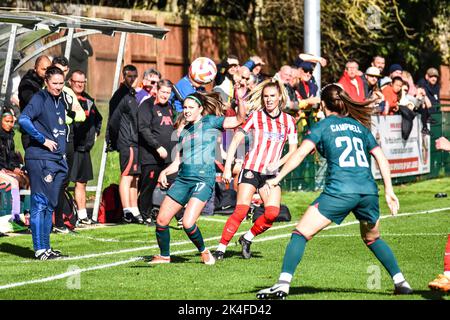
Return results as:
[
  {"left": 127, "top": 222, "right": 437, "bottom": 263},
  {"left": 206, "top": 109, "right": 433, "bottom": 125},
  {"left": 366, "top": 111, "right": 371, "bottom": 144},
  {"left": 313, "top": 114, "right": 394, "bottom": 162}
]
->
[{"left": 189, "top": 57, "right": 217, "bottom": 84}]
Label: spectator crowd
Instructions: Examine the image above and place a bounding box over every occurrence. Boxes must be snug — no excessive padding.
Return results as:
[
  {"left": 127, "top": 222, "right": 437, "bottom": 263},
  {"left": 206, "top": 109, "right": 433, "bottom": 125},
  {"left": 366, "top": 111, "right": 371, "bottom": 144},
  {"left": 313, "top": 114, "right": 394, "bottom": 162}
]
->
[{"left": 0, "top": 45, "right": 444, "bottom": 256}]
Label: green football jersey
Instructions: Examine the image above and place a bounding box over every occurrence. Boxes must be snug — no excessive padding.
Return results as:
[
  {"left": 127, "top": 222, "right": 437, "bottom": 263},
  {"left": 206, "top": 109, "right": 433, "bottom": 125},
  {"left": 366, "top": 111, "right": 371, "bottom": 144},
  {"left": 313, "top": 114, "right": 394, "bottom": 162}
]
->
[
  {"left": 305, "top": 115, "right": 379, "bottom": 195},
  {"left": 178, "top": 114, "right": 225, "bottom": 178}
]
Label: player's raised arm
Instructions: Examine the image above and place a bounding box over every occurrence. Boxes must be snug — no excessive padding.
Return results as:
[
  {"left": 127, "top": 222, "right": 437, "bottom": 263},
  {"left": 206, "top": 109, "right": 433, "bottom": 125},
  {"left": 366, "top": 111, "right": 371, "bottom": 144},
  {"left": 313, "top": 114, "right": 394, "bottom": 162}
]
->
[{"left": 223, "top": 98, "right": 247, "bottom": 129}]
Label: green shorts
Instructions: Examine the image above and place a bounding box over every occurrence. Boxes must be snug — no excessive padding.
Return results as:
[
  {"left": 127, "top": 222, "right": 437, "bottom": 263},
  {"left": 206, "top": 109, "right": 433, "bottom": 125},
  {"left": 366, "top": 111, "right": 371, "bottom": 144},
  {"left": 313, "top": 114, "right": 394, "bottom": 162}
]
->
[
  {"left": 166, "top": 175, "right": 215, "bottom": 206},
  {"left": 311, "top": 192, "right": 380, "bottom": 225}
]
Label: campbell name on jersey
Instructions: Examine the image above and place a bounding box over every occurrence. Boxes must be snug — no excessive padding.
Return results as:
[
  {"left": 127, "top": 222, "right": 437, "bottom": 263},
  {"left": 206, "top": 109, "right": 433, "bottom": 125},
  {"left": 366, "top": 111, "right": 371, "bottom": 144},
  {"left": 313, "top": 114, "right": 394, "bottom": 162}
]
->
[{"left": 305, "top": 115, "right": 379, "bottom": 195}]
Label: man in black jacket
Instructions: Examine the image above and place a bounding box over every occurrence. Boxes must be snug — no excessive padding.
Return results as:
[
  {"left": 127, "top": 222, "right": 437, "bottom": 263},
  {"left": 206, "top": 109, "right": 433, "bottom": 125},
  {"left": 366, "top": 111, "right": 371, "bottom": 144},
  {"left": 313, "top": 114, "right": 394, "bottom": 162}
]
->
[
  {"left": 138, "top": 80, "right": 176, "bottom": 225},
  {"left": 106, "top": 65, "right": 138, "bottom": 152},
  {"left": 69, "top": 70, "right": 102, "bottom": 227},
  {"left": 108, "top": 65, "right": 138, "bottom": 118},
  {"left": 18, "top": 55, "right": 52, "bottom": 149},
  {"left": 61, "top": 29, "right": 93, "bottom": 78},
  {"left": 108, "top": 84, "right": 142, "bottom": 224}
]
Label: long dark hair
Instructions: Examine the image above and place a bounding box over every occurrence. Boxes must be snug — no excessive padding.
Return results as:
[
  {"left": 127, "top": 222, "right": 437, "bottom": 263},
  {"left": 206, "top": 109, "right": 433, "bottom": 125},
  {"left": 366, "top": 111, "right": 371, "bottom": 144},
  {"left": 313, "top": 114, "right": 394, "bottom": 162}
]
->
[
  {"left": 185, "top": 91, "right": 224, "bottom": 117},
  {"left": 174, "top": 91, "right": 225, "bottom": 128},
  {"left": 321, "top": 84, "right": 375, "bottom": 128}
]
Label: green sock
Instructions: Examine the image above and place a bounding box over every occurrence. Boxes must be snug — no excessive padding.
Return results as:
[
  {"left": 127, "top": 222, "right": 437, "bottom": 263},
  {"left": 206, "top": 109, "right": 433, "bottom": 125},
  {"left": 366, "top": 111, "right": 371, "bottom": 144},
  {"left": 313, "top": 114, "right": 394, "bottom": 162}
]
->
[
  {"left": 281, "top": 232, "right": 308, "bottom": 276},
  {"left": 184, "top": 224, "right": 205, "bottom": 252},
  {"left": 367, "top": 238, "right": 401, "bottom": 277},
  {"left": 155, "top": 224, "right": 170, "bottom": 257}
]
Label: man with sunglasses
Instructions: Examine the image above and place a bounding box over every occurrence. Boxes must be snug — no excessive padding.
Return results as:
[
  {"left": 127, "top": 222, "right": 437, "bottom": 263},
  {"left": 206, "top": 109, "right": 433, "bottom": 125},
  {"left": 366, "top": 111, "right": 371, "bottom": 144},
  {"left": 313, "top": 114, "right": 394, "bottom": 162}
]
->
[
  {"left": 136, "top": 68, "right": 161, "bottom": 105},
  {"left": 291, "top": 61, "right": 321, "bottom": 130}
]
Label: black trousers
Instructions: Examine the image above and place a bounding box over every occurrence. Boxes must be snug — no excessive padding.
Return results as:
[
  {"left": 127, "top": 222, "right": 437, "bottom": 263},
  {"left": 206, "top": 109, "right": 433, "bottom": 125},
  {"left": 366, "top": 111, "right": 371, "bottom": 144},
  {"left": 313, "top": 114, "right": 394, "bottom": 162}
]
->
[
  {"left": 138, "top": 163, "right": 168, "bottom": 220},
  {"left": 54, "top": 140, "right": 74, "bottom": 228}
]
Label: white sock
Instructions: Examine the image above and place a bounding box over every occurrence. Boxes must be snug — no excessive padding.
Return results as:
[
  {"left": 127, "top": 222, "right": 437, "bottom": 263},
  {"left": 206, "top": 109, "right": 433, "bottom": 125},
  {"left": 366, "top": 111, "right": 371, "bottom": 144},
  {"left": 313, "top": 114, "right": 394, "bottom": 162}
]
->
[
  {"left": 444, "top": 271, "right": 450, "bottom": 277},
  {"left": 130, "top": 207, "right": 141, "bottom": 217},
  {"left": 392, "top": 273, "right": 406, "bottom": 284},
  {"left": 217, "top": 243, "right": 227, "bottom": 253},
  {"left": 35, "top": 249, "right": 46, "bottom": 257},
  {"left": 123, "top": 207, "right": 132, "bottom": 215},
  {"left": 78, "top": 208, "right": 87, "bottom": 220},
  {"left": 278, "top": 272, "right": 293, "bottom": 284},
  {"left": 244, "top": 231, "right": 255, "bottom": 242}
]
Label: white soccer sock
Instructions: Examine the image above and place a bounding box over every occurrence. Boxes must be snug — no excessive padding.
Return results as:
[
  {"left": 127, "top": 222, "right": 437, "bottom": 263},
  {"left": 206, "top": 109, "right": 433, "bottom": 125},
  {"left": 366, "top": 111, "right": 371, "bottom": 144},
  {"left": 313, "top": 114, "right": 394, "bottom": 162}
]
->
[
  {"left": 392, "top": 272, "right": 406, "bottom": 284},
  {"left": 78, "top": 208, "right": 88, "bottom": 220},
  {"left": 130, "top": 207, "right": 141, "bottom": 217},
  {"left": 123, "top": 207, "right": 132, "bottom": 214},
  {"left": 278, "top": 272, "right": 293, "bottom": 284},
  {"left": 244, "top": 231, "right": 255, "bottom": 242},
  {"left": 217, "top": 243, "right": 227, "bottom": 253}
]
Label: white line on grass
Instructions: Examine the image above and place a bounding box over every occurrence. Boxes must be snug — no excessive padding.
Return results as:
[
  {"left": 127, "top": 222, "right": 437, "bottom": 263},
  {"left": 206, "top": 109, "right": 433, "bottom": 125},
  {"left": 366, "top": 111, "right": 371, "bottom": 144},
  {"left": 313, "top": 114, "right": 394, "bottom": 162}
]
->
[
  {"left": 0, "top": 247, "right": 201, "bottom": 290},
  {"left": 0, "top": 207, "right": 448, "bottom": 291}
]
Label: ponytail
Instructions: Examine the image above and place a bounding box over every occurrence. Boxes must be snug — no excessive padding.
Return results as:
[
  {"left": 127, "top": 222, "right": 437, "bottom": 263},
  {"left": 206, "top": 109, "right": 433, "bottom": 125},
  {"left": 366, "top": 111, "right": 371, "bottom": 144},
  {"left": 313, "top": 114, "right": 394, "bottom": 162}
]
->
[{"left": 321, "top": 84, "right": 375, "bottom": 128}]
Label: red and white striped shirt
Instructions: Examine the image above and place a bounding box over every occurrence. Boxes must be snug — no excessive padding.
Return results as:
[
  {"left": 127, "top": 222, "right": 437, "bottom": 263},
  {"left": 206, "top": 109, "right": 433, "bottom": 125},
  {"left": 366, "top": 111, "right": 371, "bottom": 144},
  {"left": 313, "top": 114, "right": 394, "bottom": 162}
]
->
[{"left": 241, "top": 110, "right": 297, "bottom": 174}]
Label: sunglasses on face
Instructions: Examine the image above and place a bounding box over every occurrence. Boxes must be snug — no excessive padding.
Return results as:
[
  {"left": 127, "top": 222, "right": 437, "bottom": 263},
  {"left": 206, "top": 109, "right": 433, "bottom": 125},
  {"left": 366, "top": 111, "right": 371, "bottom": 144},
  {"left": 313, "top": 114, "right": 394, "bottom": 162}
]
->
[
  {"left": 304, "top": 70, "right": 313, "bottom": 74},
  {"left": 229, "top": 64, "right": 239, "bottom": 68},
  {"left": 241, "top": 77, "right": 250, "bottom": 81}
]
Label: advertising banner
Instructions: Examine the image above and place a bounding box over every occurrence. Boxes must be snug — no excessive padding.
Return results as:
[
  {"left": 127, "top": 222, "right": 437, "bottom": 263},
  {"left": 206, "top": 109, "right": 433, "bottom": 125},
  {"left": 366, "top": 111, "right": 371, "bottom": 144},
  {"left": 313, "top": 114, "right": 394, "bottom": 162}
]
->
[{"left": 371, "top": 115, "right": 430, "bottom": 179}]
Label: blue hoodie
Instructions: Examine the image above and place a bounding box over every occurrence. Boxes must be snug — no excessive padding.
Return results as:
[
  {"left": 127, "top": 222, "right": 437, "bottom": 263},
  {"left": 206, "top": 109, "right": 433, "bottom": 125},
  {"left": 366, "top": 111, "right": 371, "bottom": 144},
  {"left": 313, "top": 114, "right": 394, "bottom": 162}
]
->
[
  {"left": 169, "top": 76, "right": 205, "bottom": 113},
  {"left": 18, "top": 89, "right": 66, "bottom": 161}
]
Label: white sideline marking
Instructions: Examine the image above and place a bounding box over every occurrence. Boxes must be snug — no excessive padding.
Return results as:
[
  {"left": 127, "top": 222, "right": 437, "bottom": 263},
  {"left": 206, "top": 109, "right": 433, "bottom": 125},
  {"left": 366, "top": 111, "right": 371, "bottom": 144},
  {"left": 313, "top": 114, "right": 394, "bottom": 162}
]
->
[
  {"left": 74, "top": 235, "right": 155, "bottom": 244},
  {"left": 0, "top": 247, "right": 200, "bottom": 290},
  {"left": 0, "top": 207, "right": 448, "bottom": 290}
]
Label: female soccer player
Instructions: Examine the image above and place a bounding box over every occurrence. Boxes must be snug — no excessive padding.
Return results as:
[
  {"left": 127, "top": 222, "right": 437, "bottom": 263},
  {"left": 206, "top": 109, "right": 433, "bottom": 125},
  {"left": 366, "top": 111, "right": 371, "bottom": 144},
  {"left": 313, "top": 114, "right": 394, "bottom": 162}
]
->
[
  {"left": 149, "top": 91, "right": 246, "bottom": 265},
  {"left": 256, "top": 83, "right": 413, "bottom": 299},
  {"left": 212, "top": 78, "right": 298, "bottom": 260}
]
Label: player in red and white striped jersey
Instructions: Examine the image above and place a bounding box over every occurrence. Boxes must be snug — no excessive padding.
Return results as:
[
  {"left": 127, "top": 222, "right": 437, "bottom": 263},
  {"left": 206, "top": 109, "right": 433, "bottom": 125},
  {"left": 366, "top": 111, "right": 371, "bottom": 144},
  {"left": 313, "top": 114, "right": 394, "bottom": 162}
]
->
[
  {"left": 213, "top": 79, "right": 298, "bottom": 260},
  {"left": 241, "top": 108, "right": 297, "bottom": 175}
]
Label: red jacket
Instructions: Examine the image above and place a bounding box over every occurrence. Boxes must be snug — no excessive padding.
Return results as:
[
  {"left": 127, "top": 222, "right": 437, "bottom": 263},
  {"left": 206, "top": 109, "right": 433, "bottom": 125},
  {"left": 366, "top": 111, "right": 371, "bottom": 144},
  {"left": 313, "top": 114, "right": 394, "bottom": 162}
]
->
[{"left": 338, "top": 71, "right": 365, "bottom": 102}]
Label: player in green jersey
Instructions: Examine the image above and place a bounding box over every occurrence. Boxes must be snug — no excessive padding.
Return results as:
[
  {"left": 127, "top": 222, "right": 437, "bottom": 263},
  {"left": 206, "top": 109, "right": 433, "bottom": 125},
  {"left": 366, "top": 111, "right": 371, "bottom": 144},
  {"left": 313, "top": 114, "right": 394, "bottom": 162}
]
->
[
  {"left": 149, "top": 91, "right": 246, "bottom": 265},
  {"left": 256, "top": 83, "right": 413, "bottom": 299}
]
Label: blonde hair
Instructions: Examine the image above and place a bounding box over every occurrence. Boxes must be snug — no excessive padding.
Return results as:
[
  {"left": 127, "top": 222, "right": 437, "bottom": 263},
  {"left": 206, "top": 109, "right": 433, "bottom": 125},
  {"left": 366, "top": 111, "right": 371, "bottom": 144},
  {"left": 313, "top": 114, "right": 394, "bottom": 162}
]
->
[{"left": 246, "top": 78, "right": 288, "bottom": 113}]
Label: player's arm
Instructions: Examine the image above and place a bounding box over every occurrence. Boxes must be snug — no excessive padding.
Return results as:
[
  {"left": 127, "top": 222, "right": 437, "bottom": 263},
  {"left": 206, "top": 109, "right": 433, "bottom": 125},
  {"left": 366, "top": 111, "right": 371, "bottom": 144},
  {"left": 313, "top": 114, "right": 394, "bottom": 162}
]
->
[
  {"left": 371, "top": 146, "right": 399, "bottom": 215},
  {"left": 266, "top": 139, "right": 315, "bottom": 188},
  {"left": 278, "top": 142, "right": 298, "bottom": 167},
  {"left": 158, "top": 150, "right": 181, "bottom": 188},
  {"left": 222, "top": 130, "right": 245, "bottom": 184},
  {"left": 222, "top": 99, "right": 246, "bottom": 129},
  {"left": 19, "top": 95, "right": 58, "bottom": 151}
]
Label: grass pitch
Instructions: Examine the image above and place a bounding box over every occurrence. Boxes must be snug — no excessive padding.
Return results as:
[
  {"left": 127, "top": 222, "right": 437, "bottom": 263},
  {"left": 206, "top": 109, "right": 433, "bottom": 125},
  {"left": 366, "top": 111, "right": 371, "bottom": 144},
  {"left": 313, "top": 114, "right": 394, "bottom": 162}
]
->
[{"left": 0, "top": 177, "right": 449, "bottom": 301}]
